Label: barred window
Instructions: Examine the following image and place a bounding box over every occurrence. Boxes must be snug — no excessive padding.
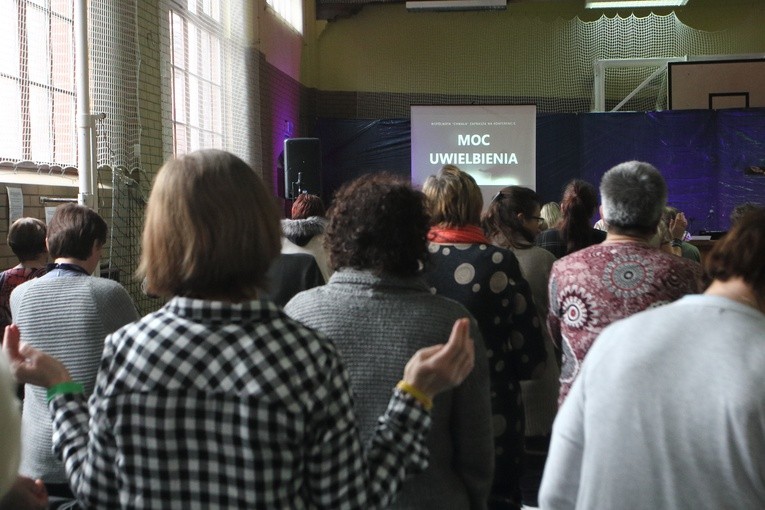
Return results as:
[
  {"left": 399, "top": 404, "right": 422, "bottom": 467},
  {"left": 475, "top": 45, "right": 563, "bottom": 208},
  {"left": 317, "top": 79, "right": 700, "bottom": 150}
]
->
[
  {"left": 169, "top": 1, "right": 224, "bottom": 155},
  {"left": 0, "top": 0, "right": 76, "bottom": 166},
  {"left": 266, "top": 0, "right": 303, "bottom": 34}
]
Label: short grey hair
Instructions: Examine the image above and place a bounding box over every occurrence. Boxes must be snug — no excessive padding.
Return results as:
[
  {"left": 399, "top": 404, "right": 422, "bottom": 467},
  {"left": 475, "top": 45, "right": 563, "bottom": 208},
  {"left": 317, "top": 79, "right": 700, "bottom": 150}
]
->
[{"left": 600, "top": 161, "right": 667, "bottom": 231}]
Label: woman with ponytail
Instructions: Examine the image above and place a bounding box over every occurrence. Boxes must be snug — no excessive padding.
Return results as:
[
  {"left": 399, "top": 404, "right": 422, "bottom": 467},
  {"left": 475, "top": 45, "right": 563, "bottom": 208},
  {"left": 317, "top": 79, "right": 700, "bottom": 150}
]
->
[{"left": 535, "top": 179, "right": 605, "bottom": 258}]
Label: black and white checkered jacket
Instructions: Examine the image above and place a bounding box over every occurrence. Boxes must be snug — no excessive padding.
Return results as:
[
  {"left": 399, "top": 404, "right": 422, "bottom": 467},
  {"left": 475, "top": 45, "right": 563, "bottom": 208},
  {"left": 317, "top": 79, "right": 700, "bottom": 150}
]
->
[{"left": 50, "top": 297, "right": 430, "bottom": 509}]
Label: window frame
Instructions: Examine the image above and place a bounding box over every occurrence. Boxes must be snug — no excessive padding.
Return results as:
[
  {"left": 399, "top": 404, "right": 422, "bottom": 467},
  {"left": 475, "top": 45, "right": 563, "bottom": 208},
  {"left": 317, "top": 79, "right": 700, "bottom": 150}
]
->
[
  {"left": 0, "top": 0, "right": 76, "bottom": 166},
  {"left": 168, "top": 0, "right": 226, "bottom": 156}
]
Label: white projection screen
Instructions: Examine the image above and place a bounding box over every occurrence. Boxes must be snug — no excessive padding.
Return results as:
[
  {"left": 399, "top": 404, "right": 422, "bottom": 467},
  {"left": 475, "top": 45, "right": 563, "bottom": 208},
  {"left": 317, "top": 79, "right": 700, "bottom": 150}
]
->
[{"left": 411, "top": 104, "right": 536, "bottom": 210}]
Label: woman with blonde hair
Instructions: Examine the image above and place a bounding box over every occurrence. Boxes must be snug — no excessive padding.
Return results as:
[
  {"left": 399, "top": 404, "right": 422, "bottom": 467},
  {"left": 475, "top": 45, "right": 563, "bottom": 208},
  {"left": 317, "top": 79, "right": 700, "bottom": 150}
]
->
[
  {"left": 423, "top": 165, "right": 546, "bottom": 510},
  {"left": 3, "top": 149, "right": 475, "bottom": 509},
  {"left": 539, "top": 202, "right": 561, "bottom": 232}
]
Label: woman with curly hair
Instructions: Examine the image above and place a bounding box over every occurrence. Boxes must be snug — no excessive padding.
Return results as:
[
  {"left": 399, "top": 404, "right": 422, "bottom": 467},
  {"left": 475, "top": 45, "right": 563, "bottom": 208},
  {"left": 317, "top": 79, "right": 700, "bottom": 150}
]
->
[{"left": 286, "top": 172, "right": 494, "bottom": 509}]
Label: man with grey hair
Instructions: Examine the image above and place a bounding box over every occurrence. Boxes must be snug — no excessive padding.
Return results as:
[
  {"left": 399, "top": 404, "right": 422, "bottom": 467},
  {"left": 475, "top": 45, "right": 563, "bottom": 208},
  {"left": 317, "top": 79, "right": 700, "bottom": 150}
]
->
[{"left": 548, "top": 161, "right": 701, "bottom": 404}]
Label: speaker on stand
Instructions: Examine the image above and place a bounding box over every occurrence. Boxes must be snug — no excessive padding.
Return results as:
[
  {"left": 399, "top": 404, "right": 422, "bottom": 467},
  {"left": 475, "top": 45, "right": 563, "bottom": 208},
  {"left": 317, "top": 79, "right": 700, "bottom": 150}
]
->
[{"left": 284, "top": 138, "right": 322, "bottom": 199}]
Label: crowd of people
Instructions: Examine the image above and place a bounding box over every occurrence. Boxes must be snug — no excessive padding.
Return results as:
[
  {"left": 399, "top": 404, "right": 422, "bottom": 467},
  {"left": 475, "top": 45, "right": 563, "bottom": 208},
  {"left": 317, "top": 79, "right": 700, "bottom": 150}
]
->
[{"left": 0, "top": 150, "right": 763, "bottom": 510}]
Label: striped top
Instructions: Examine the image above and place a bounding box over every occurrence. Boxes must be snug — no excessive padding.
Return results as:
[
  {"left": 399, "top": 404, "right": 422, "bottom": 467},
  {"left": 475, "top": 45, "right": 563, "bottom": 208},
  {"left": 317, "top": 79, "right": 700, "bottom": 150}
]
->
[{"left": 11, "top": 271, "right": 139, "bottom": 482}]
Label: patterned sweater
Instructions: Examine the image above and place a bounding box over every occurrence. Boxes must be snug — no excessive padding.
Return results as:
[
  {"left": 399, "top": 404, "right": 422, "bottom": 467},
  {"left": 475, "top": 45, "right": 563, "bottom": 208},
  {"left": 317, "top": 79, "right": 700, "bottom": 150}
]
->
[
  {"left": 548, "top": 241, "right": 701, "bottom": 404},
  {"left": 0, "top": 266, "right": 46, "bottom": 329},
  {"left": 285, "top": 269, "right": 494, "bottom": 510},
  {"left": 11, "top": 272, "right": 139, "bottom": 482}
]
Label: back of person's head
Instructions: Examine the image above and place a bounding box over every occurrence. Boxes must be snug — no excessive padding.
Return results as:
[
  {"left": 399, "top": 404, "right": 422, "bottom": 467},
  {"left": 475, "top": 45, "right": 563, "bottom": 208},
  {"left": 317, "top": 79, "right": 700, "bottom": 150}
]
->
[
  {"left": 482, "top": 186, "right": 541, "bottom": 247},
  {"left": 662, "top": 206, "right": 680, "bottom": 225},
  {"left": 47, "top": 204, "right": 107, "bottom": 260},
  {"left": 422, "top": 164, "right": 482, "bottom": 227},
  {"left": 558, "top": 179, "right": 599, "bottom": 253},
  {"left": 600, "top": 161, "right": 667, "bottom": 237},
  {"left": 705, "top": 207, "right": 765, "bottom": 306},
  {"left": 326, "top": 173, "right": 429, "bottom": 277},
  {"left": 291, "top": 193, "right": 325, "bottom": 220},
  {"left": 138, "top": 149, "right": 281, "bottom": 299},
  {"left": 730, "top": 202, "right": 762, "bottom": 226},
  {"left": 7, "top": 217, "right": 47, "bottom": 262},
  {"left": 540, "top": 201, "right": 561, "bottom": 230}
]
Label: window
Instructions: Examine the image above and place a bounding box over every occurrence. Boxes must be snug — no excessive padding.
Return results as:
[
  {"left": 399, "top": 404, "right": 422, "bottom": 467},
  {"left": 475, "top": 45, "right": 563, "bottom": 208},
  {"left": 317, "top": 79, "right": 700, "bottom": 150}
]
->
[
  {"left": 266, "top": 0, "right": 303, "bottom": 34},
  {"left": 0, "top": 0, "right": 76, "bottom": 166},
  {"left": 169, "top": 2, "right": 224, "bottom": 155}
]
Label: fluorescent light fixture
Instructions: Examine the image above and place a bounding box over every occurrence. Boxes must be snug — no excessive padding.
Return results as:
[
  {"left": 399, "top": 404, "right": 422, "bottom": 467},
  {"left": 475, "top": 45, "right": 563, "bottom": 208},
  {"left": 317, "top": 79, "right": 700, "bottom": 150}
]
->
[
  {"left": 586, "top": 0, "right": 688, "bottom": 8},
  {"left": 406, "top": 0, "right": 507, "bottom": 12}
]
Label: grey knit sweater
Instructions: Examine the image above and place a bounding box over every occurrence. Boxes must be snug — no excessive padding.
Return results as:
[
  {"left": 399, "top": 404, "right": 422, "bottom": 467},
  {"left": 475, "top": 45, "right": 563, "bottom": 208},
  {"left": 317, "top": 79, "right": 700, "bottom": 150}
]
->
[
  {"left": 285, "top": 269, "right": 494, "bottom": 510},
  {"left": 11, "top": 273, "right": 139, "bottom": 483}
]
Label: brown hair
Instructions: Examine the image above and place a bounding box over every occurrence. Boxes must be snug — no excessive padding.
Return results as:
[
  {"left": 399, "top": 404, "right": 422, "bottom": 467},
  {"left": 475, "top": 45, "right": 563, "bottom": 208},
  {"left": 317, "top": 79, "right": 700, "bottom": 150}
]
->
[
  {"left": 326, "top": 173, "right": 430, "bottom": 277},
  {"left": 704, "top": 207, "right": 765, "bottom": 305},
  {"left": 47, "top": 204, "right": 107, "bottom": 260},
  {"left": 482, "top": 186, "right": 541, "bottom": 248},
  {"left": 291, "top": 193, "right": 325, "bottom": 220},
  {"left": 730, "top": 202, "right": 762, "bottom": 226},
  {"left": 7, "top": 217, "right": 47, "bottom": 262},
  {"left": 558, "top": 179, "right": 599, "bottom": 254},
  {"left": 137, "top": 150, "right": 281, "bottom": 300},
  {"left": 422, "top": 165, "right": 482, "bottom": 227}
]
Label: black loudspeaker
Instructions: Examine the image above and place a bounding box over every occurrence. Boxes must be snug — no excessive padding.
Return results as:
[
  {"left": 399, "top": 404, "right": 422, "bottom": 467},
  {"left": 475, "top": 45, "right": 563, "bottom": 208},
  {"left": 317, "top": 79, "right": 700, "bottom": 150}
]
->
[{"left": 284, "top": 138, "right": 322, "bottom": 199}]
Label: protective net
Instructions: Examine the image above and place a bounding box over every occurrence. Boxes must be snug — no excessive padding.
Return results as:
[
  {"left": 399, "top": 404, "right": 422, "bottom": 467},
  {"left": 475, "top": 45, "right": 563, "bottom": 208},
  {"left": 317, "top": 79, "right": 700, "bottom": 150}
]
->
[
  {"left": 106, "top": 0, "right": 253, "bottom": 314},
  {"left": 357, "top": 11, "right": 751, "bottom": 117},
  {"left": 160, "top": 0, "right": 253, "bottom": 163}
]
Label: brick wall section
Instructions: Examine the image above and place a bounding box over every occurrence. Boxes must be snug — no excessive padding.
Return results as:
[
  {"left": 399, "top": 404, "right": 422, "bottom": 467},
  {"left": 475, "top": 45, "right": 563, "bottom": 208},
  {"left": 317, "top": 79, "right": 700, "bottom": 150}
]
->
[{"left": 0, "top": 181, "right": 116, "bottom": 270}]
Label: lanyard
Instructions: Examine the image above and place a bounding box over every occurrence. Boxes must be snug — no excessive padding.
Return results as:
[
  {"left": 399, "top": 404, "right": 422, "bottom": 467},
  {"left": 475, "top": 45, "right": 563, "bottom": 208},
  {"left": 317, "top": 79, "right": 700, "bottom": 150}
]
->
[{"left": 48, "top": 262, "right": 91, "bottom": 276}]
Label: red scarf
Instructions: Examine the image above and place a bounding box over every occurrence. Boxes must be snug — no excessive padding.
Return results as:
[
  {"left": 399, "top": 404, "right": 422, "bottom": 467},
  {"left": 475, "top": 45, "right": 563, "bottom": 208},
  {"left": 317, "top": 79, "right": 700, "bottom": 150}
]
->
[{"left": 428, "top": 225, "right": 490, "bottom": 244}]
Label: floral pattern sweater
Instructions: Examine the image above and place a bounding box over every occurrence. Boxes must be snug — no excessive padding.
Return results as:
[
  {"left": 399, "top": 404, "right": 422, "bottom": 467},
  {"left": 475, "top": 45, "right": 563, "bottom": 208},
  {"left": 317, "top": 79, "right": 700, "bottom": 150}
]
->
[{"left": 548, "top": 241, "right": 701, "bottom": 405}]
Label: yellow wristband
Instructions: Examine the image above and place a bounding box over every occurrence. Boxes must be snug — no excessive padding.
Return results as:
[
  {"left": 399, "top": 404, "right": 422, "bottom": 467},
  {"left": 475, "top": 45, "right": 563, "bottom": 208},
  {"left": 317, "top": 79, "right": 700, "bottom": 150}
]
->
[
  {"left": 46, "top": 381, "right": 84, "bottom": 403},
  {"left": 396, "top": 380, "right": 433, "bottom": 411}
]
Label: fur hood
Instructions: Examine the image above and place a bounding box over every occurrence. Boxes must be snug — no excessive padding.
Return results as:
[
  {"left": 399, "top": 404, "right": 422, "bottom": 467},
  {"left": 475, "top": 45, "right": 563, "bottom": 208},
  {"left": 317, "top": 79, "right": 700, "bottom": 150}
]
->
[{"left": 281, "top": 216, "right": 327, "bottom": 247}]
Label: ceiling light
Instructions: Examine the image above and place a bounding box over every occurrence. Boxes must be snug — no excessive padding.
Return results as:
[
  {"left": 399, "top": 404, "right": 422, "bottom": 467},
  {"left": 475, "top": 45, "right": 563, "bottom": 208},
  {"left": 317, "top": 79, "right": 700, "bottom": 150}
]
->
[
  {"left": 585, "top": 0, "right": 688, "bottom": 8},
  {"left": 406, "top": 0, "right": 507, "bottom": 12}
]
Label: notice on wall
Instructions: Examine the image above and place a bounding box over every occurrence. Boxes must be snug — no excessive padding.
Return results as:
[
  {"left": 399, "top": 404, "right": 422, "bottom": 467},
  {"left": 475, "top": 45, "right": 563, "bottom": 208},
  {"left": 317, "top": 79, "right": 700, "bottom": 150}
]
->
[
  {"left": 6, "top": 186, "right": 23, "bottom": 228},
  {"left": 45, "top": 207, "right": 58, "bottom": 225},
  {"left": 411, "top": 104, "right": 536, "bottom": 209}
]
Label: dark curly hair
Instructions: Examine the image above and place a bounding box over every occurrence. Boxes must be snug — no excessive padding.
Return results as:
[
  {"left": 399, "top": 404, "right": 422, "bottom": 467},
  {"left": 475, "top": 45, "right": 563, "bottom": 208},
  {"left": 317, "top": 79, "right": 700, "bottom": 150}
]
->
[{"left": 326, "top": 173, "right": 430, "bottom": 277}]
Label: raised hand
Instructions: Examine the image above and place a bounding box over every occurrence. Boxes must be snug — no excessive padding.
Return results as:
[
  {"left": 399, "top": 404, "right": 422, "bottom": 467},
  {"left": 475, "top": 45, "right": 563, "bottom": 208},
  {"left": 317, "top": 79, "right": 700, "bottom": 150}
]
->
[
  {"left": 2, "top": 325, "right": 71, "bottom": 388},
  {"left": 669, "top": 212, "right": 688, "bottom": 240},
  {"left": 0, "top": 476, "right": 48, "bottom": 510},
  {"left": 402, "top": 318, "right": 475, "bottom": 400}
]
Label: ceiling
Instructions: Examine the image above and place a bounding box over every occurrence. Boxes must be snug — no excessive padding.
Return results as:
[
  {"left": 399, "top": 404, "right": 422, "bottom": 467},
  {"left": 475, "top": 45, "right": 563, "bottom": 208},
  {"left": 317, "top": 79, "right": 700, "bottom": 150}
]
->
[{"left": 313, "top": 0, "right": 704, "bottom": 21}]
